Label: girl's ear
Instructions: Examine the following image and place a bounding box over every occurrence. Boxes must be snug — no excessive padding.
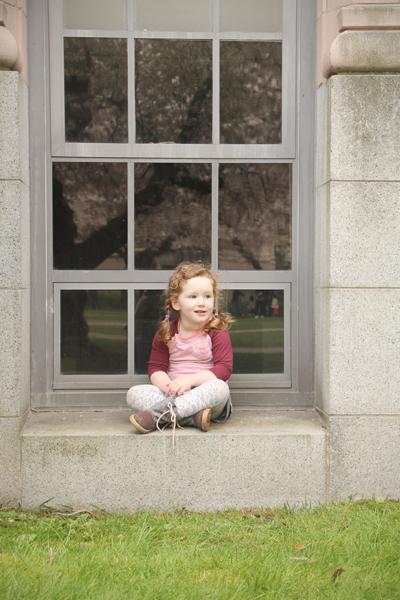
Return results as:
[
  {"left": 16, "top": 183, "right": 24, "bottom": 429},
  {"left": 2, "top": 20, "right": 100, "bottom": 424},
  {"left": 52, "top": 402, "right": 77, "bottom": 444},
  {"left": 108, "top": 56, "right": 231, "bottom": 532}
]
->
[{"left": 171, "top": 298, "right": 180, "bottom": 312}]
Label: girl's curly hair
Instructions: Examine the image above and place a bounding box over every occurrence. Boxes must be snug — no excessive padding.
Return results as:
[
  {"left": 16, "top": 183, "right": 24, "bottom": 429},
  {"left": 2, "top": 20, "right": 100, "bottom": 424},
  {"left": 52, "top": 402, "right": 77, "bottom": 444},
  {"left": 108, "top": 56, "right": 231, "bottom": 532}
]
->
[{"left": 158, "top": 262, "right": 235, "bottom": 344}]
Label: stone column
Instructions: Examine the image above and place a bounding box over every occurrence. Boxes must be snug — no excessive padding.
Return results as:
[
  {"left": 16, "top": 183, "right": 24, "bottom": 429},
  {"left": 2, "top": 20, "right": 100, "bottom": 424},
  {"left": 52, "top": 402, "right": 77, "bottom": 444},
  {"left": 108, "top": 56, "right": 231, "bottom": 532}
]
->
[
  {"left": 0, "top": 0, "right": 29, "bottom": 505},
  {"left": 316, "top": 4, "right": 400, "bottom": 501}
]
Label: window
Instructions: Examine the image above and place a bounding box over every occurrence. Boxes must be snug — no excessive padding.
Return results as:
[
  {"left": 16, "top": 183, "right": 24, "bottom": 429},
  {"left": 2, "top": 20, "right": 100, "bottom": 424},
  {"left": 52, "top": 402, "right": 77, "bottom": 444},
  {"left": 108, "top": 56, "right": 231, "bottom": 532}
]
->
[{"left": 30, "top": 0, "right": 315, "bottom": 408}]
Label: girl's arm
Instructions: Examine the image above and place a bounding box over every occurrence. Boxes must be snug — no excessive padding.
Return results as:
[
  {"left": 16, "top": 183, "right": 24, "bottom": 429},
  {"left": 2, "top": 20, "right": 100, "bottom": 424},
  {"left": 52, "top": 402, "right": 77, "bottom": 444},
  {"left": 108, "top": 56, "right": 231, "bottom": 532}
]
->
[
  {"left": 150, "top": 371, "right": 172, "bottom": 394},
  {"left": 165, "top": 370, "right": 216, "bottom": 396}
]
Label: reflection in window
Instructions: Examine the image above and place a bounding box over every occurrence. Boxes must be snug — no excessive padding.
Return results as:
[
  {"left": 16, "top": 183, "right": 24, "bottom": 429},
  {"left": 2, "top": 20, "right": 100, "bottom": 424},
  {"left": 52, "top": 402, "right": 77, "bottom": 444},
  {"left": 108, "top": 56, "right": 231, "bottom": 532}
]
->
[
  {"left": 61, "top": 290, "right": 127, "bottom": 374},
  {"left": 136, "top": 0, "right": 212, "bottom": 32},
  {"left": 225, "top": 289, "right": 284, "bottom": 374},
  {"left": 53, "top": 163, "right": 127, "bottom": 270},
  {"left": 63, "top": 0, "right": 127, "bottom": 30},
  {"left": 135, "top": 40, "right": 212, "bottom": 143},
  {"left": 134, "top": 290, "right": 165, "bottom": 374},
  {"left": 64, "top": 38, "right": 128, "bottom": 143},
  {"left": 220, "top": 42, "right": 282, "bottom": 144},
  {"left": 135, "top": 163, "right": 211, "bottom": 269},
  {"left": 218, "top": 164, "right": 291, "bottom": 270},
  {"left": 220, "top": 0, "right": 282, "bottom": 33}
]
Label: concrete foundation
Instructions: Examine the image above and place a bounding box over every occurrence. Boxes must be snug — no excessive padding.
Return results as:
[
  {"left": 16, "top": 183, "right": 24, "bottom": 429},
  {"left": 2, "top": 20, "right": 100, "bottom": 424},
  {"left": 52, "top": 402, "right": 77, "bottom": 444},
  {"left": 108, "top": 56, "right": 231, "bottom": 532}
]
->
[{"left": 21, "top": 408, "right": 326, "bottom": 511}]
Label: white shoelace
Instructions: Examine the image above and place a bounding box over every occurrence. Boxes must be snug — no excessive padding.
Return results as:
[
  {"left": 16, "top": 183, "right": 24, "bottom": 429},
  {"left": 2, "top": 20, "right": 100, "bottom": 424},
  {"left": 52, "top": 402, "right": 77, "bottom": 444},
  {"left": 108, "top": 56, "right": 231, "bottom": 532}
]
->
[{"left": 156, "top": 402, "right": 183, "bottom": 450}]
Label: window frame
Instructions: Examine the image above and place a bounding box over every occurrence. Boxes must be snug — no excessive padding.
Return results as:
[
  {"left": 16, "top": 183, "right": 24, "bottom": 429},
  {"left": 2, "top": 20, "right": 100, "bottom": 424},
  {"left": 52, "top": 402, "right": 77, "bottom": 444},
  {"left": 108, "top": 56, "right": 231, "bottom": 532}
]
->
[{"left": 29, "top": 0, "right": 316, "bottom": 409}]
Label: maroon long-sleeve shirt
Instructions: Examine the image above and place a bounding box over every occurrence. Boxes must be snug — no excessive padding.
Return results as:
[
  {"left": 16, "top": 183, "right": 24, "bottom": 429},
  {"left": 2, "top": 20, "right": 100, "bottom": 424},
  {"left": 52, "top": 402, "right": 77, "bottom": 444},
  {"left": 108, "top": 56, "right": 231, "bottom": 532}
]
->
[{"left": 148, "top": 318, "right": 233, "bottom": 382}]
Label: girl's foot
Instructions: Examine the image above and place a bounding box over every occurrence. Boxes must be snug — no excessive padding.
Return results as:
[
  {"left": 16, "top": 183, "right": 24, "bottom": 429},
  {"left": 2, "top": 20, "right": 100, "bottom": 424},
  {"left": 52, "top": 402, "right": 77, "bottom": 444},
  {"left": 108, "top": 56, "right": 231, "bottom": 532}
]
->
[
  {"left": 129, "top": 411, "right": 156, "bottom": 434},
  {"left": 193, "top": 408, "right": 211, "bottom": 432}
]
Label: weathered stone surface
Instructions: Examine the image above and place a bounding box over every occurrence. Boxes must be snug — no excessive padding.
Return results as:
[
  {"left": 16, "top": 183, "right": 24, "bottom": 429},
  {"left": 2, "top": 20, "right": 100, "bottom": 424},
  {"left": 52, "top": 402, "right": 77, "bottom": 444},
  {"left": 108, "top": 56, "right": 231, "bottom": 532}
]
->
[
  {"left": 0, "top": 416, "right": 23, "bottom": 505},
  {"left": 316, "top": 82, "right": 329, "bottom": 188},
  {"left": 315, "top": 288, "right": 400, "bottom": 415},
  {"left": 329, "top": 416, "right": 400, "bottom": 502},
  {"left": 0, "top": 180, "right": 29, "bottom": 288},
  {"left": 329, "top": 31, "right": 400, "bottom": 75},
  {"left": 0, "top": 289, "right": 30, "bottom": 417},
  {"left": 339, "top": 5, "right": 400, "bottom": 32},
  {"left": 21, "top": 408, "right": 326, "bottom": 511},
  {"left": 330, "top": 74, "right": 400, "bottom": 181},
  {"left": 318, "top": 181, "right": 400, "bottom": 288}
]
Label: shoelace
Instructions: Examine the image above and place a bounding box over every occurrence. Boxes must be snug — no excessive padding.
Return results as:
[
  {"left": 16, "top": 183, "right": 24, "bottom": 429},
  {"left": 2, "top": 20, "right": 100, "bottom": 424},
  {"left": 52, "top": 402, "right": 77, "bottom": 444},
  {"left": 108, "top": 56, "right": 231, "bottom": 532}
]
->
[{"left": 156, "top": 402, "right": 183, "bottom": 450}]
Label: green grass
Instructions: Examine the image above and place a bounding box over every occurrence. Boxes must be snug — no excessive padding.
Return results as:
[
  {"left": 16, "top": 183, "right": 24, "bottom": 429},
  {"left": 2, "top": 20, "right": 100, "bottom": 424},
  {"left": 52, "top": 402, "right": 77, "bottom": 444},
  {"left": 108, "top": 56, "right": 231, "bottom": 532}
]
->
[{"left": 1, "top": 500, "right": 400, "bottom": 599}]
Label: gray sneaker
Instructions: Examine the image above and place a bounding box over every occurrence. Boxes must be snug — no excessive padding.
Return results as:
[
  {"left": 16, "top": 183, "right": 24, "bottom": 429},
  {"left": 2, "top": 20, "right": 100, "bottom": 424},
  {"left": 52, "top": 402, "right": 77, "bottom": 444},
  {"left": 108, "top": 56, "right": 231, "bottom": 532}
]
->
[
  {"left": 129, "top": 411, "right": 156, "bottom": 434},
  {"left": 193, "top": 408, "right": 212, "bottom": 432}
]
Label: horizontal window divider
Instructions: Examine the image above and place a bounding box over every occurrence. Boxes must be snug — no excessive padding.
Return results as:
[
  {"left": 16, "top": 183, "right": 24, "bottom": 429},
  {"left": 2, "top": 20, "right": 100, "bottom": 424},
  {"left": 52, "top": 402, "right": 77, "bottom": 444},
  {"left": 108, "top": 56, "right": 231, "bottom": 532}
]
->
[
  {"left": 63, "top": 30, "right": 283, "bottom": 41},
  {"left": 52, "top": 274, "right": 293, "bottom": 285},
  {"left": 64, "top": 29, "right": 129, "bottom": 38},
  {"left": 52, "top": 144, "right": 296, "bottom": 160},
  {"left": 51, "top": 156, "right": 295, "bottom": 165},
  {"left": 34, "top": 391, "right": 311, "bottom": 410},
  {"left": 52, "top": 378, "right": 291, "bottom": 390}
]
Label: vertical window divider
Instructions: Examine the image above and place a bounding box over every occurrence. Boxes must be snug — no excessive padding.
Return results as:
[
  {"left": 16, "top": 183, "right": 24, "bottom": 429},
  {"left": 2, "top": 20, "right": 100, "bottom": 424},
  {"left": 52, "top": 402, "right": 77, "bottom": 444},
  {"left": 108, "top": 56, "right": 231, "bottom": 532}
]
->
[
  {"left": 127, "top": 286, "right": 135, "bottom": 375},
  {"left": 128, "top": 36, "right": 136, "bottom": 143},
  {"left": 211, "top": 162, "right": 219, "bottom": 268},
  {"left": 212, "top": 0, "right": 220, "bottom": 145},
  {"left": 127, "top": 162, "right": 135, "bottom": 270},
  {"left": 212, "top": 38, "right": 220, "bottom": 146}
]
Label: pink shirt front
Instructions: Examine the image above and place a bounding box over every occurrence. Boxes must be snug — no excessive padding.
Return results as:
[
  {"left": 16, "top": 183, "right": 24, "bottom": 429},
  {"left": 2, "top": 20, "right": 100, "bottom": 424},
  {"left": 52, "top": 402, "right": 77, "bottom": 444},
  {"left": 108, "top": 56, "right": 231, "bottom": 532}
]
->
[{"left": 167, "top": 325, "right": 214, "bottom": 380}]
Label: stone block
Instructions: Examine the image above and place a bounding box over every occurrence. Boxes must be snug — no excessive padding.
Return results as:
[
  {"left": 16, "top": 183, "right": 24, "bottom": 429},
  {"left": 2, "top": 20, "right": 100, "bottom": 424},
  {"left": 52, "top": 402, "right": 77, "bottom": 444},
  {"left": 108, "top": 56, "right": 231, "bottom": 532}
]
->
[
  {"left": 316, "top": 82, "right": 329, "bottom": 188},
  {"left": 327, "top": 181, "right": 400, "bottom": 288},
  {"left": 330, "top": 74, "right": 400, "bottom": 182},
  {"left": 0, "top": 416, "right": 22, "bottom": 505},
  {"left": 314, "top": 183, "right": 329, "bottom": 289},
  {"left": 0, "top": 71, "right": 28, "bottom": 183},
  {"left": 316, "top": 288, "right": 400, "bottom": 415},
  {"left": 0, "top": 289, "right": 30, "bottom": 417},
  {"left": 314, "top": 288, "right": 330, "bottom": 415},
  {"left": 21, "top": 409, "right": 326, "bottom": 511},
  {"left": 329, "top": 416, "right": 400, "bottom": 502},
  {"left": 0, "top": 180, "right": 29, "bottom": 288}
]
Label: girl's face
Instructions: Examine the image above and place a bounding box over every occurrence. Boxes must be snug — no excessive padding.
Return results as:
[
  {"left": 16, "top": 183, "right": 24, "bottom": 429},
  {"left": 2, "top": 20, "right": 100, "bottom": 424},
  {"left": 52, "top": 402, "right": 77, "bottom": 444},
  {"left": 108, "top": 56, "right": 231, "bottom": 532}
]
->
[{"left": 171, "top": 276, "right": 214, "bottom": 331}]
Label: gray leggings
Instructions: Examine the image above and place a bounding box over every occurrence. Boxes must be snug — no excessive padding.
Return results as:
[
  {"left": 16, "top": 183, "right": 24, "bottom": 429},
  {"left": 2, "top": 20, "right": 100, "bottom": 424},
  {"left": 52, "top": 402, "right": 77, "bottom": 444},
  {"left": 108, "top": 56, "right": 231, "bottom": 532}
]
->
[{"left": 126, "top": 379, "right": 231, "bottom": 424}]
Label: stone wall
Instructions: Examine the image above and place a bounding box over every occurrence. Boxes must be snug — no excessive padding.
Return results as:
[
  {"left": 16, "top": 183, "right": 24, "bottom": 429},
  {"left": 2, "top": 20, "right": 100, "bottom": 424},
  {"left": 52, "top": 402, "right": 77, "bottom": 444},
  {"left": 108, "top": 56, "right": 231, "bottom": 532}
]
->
[
  {"left": 316, "top": 4, "right": 400, "bottom": 501},
  {"left": 0, "top": 1, "right": 29, "bottom": 503}
]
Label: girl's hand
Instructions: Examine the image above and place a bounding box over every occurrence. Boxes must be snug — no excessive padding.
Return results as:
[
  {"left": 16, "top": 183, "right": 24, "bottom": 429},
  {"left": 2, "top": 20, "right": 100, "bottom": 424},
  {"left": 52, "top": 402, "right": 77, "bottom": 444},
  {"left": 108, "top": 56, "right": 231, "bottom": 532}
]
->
[{"left": 166, "top": 376, "right": 193, "bottom": 396}]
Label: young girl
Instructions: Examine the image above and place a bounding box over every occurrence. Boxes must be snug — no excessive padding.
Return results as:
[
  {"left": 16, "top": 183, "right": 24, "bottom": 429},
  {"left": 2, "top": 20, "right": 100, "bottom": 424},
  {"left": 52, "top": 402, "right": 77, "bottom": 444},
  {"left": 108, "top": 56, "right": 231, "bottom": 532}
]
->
[{"left": 127, "top": 263, "right": 234, "bottom": 444}]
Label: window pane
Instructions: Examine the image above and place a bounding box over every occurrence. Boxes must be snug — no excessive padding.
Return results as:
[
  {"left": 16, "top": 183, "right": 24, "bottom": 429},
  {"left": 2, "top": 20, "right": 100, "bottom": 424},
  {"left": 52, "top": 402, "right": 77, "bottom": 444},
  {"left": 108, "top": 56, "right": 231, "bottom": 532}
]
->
[
  {"left": 61, "top": 290, "right": 127, "bottom": 374},
  {"left": 63, "top": 0, "right": 127, "bottom": 30},
  {"left": 135, "top": 163, "right": 211, "bottom": 269},
  {"left": 64, "top": 38, "right": 128, "bottom": 143},
  {"left": 134, "top": 290, "right": 164, "bottom": 374},
  {"left": 220, "top": 41, "right": 282, "bottom": 144},
  {"left": 220, "top": 0, "right": 282, "bottom": 33},
  {"left": 218, "top": 164, "right": 291, "bottom": 270},
  {"left": 225, "top": 289, "right": 284, "bottom": 374},
  {"left": 135, "top": 40, "right": 212, "bottom": 143},
  {"left": 53, "top": 163, "right": 127, "bottom": 270},
  {"left": 136, "top": 0, "right": 212, "bottom": 32}
]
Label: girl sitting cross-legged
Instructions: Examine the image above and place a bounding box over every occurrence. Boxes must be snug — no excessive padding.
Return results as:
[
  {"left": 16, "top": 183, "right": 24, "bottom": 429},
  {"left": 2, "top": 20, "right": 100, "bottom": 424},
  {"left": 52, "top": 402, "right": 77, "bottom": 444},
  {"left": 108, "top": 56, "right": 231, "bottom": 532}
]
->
[{"left": 127, "top": 262, "right": 234, "bottom": 444}]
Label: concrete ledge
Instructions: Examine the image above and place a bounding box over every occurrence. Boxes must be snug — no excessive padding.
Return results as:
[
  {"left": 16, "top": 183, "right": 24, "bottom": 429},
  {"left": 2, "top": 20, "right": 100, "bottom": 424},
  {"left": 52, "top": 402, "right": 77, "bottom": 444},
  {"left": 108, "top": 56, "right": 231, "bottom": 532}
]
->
[
  {"left": 340, "top": 5, "right": 400, "bottom": 32},
  {"left": 21, "top": 408, "right": 326, "bottom": 512}
]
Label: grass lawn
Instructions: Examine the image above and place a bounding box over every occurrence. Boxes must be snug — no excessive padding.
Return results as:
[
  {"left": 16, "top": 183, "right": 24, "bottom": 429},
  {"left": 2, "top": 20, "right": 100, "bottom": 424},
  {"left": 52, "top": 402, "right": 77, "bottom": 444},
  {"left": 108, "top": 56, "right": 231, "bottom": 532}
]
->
[{"left": 1, "top": 500, "right": 400, "bottom": 599}]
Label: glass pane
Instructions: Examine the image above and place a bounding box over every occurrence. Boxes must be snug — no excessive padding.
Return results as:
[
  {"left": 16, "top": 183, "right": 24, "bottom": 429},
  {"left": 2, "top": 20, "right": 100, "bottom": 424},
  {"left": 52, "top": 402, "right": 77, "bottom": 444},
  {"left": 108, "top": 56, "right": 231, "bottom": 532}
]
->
[
  {"left": 53, "top": 163, "right": 127, "bottom": 270},
  {"left": 220, "top": 41, "right": 282, "bottom": 144},
  {"left": 135, "top": 40, "right": 212, "bottom": 143},
  {"left": 135, "top": 163, "right": 211, "bottom": 269},
  {"left": 61, "top": 290, "right": 128, "bottom": 374},
  {"left": 136, "top": 0, "right": 212, "bottom": 32},
  {"left": 218, "top": 164, "right": 291, "bottom": 270},
  {"left": 220, "top": 0, "right": 282, "bottom": 33},
  {"left": 134, "top": 290, "right": 164, "bottom": 374},
  {"left": 63, "top": 0, "right": 127, "bottom": 30},
  {"left": 225, "top": 289, "right": 284, "bottom": 374},
  {"left": 64, "top": 38, "right": 128, "bottom": 143}
]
